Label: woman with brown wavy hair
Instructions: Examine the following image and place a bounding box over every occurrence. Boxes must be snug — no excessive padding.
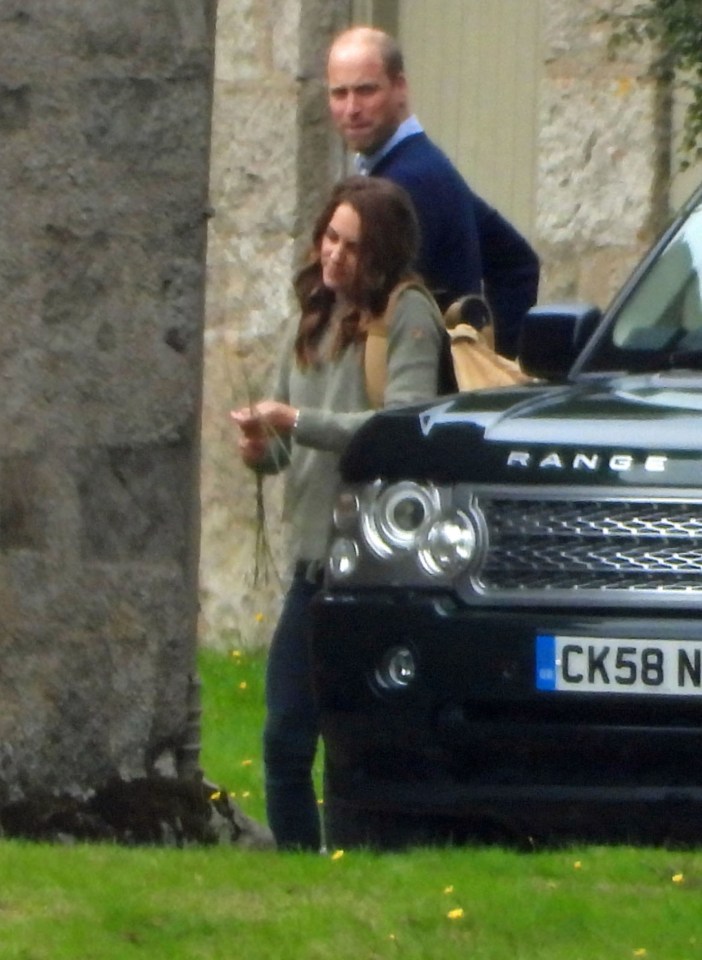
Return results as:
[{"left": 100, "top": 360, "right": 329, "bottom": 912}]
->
[{"left": 230, "top": 174, "right": 442, "bottom": 851}]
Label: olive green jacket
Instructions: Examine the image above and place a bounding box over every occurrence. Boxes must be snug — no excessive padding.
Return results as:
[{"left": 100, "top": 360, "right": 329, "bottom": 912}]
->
[{"left": 260, "top": 287, "right": 442, "bottom": 564}]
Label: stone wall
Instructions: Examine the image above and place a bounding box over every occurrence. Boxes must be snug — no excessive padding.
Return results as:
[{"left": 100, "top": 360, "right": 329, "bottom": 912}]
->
[
  {"left": 200, "top": 0, "right": 348, "bottom": 648},
  {"left": 537, "top": 0, "right": 669, "bottom": 304},
  {"left": 0, "top": 0, "right": 215, "bottom": 800}
]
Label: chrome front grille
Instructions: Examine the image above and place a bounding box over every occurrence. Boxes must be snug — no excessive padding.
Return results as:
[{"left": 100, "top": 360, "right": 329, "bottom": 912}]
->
[{"left": 479, "top": 498, "right": 702, "bottom": 594}]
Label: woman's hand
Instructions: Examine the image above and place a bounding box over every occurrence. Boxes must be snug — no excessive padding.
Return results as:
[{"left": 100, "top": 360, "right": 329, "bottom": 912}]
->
[
  {"left": 237, "top": 400, "right": 298, "bottom": 433},
  {"left": 230, "top": 401, "right": 299, "bottom": 467}
]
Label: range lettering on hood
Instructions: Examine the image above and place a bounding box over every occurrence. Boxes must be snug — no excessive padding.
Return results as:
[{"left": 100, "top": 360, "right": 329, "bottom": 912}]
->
[{"left": 506, "top": 450, "right": 669, "bottom": 473}]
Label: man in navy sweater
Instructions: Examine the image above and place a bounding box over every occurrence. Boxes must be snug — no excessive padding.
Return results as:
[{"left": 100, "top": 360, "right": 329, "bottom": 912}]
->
[{"left": 327, "top": 26, "right": 539, "bottom": 358}]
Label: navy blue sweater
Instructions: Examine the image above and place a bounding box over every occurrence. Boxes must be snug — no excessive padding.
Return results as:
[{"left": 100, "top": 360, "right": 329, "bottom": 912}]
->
[{"left": 372, "top": 132, "right": 539, "bottom": 357}]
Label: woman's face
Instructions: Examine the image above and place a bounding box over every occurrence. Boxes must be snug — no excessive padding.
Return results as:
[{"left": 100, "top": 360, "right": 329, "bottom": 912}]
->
[{"left": 320, "top": 202, "right": 361, "bottom": 297}]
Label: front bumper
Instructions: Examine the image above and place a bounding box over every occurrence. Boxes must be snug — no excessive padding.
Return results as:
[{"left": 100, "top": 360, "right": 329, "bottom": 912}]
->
[{"left": 311, "top": 590, "right": 702, "bottom": 845}]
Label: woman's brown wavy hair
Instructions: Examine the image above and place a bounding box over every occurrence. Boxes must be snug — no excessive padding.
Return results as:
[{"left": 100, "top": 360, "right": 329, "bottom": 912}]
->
[{"left": 293, "top": 175, "right": 421, "bottom": 367}]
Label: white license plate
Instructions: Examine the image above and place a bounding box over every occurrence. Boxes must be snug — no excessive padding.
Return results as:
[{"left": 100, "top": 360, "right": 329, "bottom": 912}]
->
[{"left": 536, "top": 634, "right": 702, "bottom": 696}]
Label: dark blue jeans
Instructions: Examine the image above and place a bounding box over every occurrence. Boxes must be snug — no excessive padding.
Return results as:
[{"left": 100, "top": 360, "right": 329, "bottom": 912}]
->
[{"left": 263, "top": 569, "right": 322, "bottom": 851}]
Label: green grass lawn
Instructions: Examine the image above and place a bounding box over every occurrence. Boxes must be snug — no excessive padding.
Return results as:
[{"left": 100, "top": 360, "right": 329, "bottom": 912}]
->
[
  {"left": 197, "top": 646, "right": 272, "bottom": 824},
  {"left": 1, "top": 646, "right": 702, "bottom": 959}
]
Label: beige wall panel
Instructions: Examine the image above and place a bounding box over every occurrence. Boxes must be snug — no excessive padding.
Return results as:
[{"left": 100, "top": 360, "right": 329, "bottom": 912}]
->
[{"left": 397, "top": 0, "right": 542, "bottom": 237}]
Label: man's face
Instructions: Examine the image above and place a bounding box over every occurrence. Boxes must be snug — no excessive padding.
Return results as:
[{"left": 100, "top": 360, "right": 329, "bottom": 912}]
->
[{"left": 327, "top": 40, "right": 407, "bottom": 155}]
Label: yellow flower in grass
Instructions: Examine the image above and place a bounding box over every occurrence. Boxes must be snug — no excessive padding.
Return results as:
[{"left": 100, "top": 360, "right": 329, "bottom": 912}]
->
[
  {"left": 255, "top": 612, "right": 265, "bottom": 623},
  {"left": 331, "top": 849, "right": 345, "bottom": 861},
  {"left": 231, "top": 649, "right": 242, "bottom": 659},
  {"left": 241, "top": 759, "right": 253, "bottom": 767},
  {"left": 239, "top": 681, "right": 248, "bottom": 690},
  {"left": 633, "top": 950, "right": 647, "bottom": 958},
  {"left": 443, "top": 885, "right": 454, "bottom": 895},
  {"left": 672, "top": 872, "right": 684, "bottom": 884},
  {"left": 573, "top": 860, "right": 582, "bottom": 870},
  {"left": 447, "top": 908, "right": 464, "bottom": 920}
]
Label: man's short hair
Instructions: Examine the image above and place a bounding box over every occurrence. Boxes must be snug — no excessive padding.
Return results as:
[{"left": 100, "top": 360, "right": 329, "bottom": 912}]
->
[
  {"left": 331, "top": 27, "right": 405, "bottom": 81},
  {"left": 377, "top": 32, "right": 404, "bottom": 80}
]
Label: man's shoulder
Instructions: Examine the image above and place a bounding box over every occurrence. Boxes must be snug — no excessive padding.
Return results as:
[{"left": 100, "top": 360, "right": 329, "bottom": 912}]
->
[
  {"left": 377, "top": 132, "right": 451, "bottom": 168},
  {"left": 375, "top": 133, "right": 472, "bottom": 193}
]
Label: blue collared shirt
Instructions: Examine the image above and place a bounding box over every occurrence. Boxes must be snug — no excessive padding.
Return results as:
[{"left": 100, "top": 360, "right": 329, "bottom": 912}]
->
[{"left": 354, "top": 115, "right": 424, "bottom": 175}]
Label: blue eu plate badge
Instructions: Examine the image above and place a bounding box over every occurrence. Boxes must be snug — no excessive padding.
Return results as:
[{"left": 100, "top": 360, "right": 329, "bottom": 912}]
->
[{"left": 536, "top": 634, "right": 557, "bottom": 691}]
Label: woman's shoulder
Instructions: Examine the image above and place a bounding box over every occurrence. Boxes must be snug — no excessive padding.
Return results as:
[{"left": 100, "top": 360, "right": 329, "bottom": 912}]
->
[
  {"left": 393, "top": 283, "right": 443, "bottom": 327},
  {"left": 384, "top": 284, "right": 443, "bottom": 352}
]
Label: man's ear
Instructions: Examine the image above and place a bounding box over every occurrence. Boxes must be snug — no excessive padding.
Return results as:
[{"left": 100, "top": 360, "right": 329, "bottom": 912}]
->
[{"left": 393, "top": 72, "right": 409, "bottom": 107}]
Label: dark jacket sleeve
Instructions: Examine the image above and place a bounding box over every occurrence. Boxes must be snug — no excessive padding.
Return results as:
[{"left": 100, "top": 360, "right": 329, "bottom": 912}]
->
[
  {"left": 473, "top": 195, "right": 540, "bottom": 358},
  {"left": 374, "top": 134, "right": 540, "bottom": 359},
  {"left": 372, "top": 136, "right": 484, "bottom": 308}
]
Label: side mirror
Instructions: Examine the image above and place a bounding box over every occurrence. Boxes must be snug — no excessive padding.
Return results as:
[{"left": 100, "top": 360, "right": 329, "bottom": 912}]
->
[{"left": 519, "top": 303, "right": 602, "bottom": 379}]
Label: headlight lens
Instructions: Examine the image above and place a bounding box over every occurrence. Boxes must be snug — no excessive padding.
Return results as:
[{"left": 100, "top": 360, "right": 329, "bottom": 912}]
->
[
  {"left": 419, "top": 511, "right": 478, "bottom": 576},
  {"left": 328, "top": 537, "right": 359, "bottom": 578},
  {"left": 363, "top": 481, "right": 441, "bottom": 557},
  {"left": 374, "top": 646, "right": 417, "bottom": 690},
  {"left": 329, "top": 482, "right": 483, "bottom": 585}
]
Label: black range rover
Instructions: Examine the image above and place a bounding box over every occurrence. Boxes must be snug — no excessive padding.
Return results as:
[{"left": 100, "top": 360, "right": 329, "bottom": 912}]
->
[{"left": 311, "top": 184, "right": 702, "bottom": 849}]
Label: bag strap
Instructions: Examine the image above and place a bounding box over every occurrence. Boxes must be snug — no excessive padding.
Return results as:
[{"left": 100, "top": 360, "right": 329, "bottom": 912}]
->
[
  {"left": 365, "top": 285, "right": 502, "bottom": 406},
  {"left": 364, "top": 280, "right": 436, "bottom": 409}
]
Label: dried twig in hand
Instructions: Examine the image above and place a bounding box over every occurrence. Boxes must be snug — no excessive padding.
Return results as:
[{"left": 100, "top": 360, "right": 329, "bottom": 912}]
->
[{"left": 223, "top": 337, "right": 283, "bottom": 589}]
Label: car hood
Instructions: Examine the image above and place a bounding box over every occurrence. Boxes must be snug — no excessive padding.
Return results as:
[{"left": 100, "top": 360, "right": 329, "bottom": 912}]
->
[{"left": 341, "top": 373, "right": 702, "bottom": 488}]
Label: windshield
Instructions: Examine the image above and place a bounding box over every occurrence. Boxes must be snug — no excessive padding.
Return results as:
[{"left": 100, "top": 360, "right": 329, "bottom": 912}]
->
[{"left": 581, "top": 199, "right": 702, "bottom": 373}]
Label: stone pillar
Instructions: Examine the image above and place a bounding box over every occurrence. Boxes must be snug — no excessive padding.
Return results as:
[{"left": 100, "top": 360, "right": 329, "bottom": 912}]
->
[
  {"left": 199, "top": 0, "right": 348, "bottom": 648},
  {"left": 0, "top": 0, "right": 216, "bottom": 800}
]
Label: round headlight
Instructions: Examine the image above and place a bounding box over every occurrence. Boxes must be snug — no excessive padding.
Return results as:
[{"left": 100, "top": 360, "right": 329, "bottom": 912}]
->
[
  {"left": 374, "top": 646, "right": 417, "bottom": 690},
  {"left": 328, "top": 537, "right": 359, "bottom": 579},
  {"left": 363, "top": 481, "right": 441, "bottom": 556},
  {"left": 419, "top": 512, "right": 477, "bottom": 576}
]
